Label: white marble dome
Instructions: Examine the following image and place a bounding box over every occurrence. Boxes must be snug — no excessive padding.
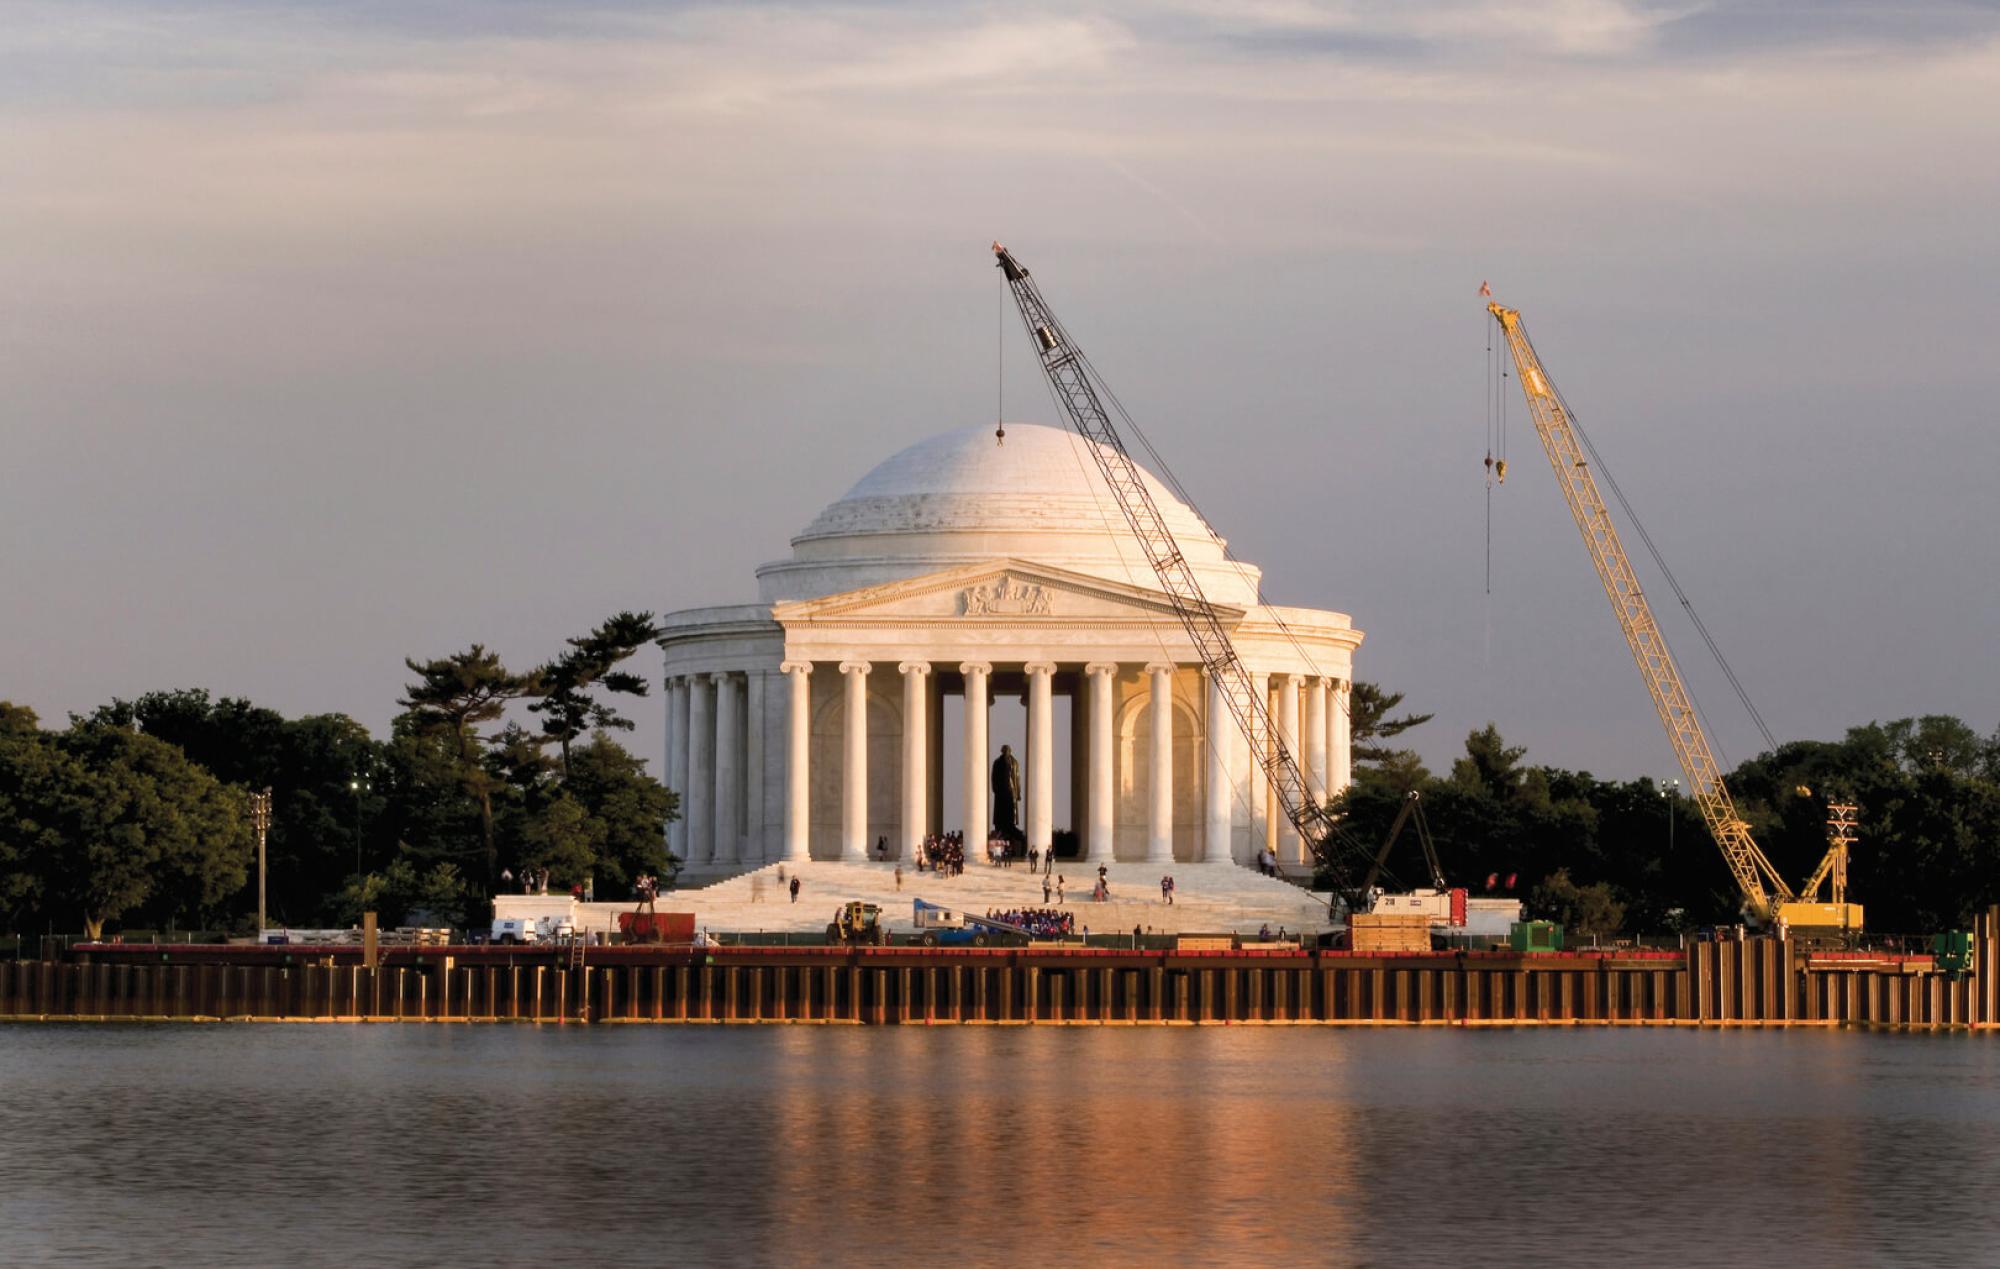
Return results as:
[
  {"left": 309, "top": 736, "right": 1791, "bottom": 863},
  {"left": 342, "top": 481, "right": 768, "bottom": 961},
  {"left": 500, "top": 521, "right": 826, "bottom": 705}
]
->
[{"left": 755, "top": 422, "right": 1262, "bottom": 604}]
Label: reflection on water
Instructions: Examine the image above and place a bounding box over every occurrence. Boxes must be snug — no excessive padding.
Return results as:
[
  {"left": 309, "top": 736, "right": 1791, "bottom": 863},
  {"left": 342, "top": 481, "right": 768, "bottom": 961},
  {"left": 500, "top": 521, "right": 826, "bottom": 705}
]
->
[{"left": 3, "top": 1026, "right": 1997, "bottom": 1267}]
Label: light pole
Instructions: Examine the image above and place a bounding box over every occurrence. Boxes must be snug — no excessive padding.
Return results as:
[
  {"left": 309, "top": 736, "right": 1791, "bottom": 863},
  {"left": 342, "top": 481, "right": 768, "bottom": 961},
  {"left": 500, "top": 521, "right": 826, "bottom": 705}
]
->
[
  {"left": 249, "top": 788, "right": 273, "bottom": 934},
  {"left": 349, "top": 777, "right": 370, "bottom": 878},
  {"left": 1661, "top": 778, "right": 1681, "bottom": 856}
]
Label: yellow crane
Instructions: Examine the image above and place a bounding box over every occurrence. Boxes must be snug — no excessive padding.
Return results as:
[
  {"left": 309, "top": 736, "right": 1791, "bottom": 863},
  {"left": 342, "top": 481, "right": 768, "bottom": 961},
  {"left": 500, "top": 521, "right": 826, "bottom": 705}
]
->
[{"left": 1488, "top": 300, "right": 1862, "bottom": 937}]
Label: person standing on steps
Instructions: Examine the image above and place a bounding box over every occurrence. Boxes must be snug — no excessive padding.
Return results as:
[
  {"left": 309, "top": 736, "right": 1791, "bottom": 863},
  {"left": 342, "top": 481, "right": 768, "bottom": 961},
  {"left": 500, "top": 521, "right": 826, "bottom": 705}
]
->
[
  {"left": 1043, "top": 876, "right": 1052, "bottom": 904},
  {"left": 894, "top": 864, "right": 903, "bottom": 892},
  {"left": 1056, "top": 875, "right": 1065, "bottom": 905},
  {"left": 789, "top": 875, "right": 801, "bottom": 904}
]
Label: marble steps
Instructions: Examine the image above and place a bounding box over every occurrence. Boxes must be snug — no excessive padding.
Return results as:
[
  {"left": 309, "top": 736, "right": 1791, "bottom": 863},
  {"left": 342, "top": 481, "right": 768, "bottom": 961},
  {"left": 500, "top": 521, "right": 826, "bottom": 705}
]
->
[{"left": 663, "top": 861, "right": 1335, "bottom": 936}]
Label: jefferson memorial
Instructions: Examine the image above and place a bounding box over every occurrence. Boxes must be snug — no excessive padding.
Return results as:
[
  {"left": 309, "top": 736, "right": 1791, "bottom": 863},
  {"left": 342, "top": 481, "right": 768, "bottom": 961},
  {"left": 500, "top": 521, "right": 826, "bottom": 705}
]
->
[{"left": 658, "top": 422, "right": 1362, "bottom": 882}]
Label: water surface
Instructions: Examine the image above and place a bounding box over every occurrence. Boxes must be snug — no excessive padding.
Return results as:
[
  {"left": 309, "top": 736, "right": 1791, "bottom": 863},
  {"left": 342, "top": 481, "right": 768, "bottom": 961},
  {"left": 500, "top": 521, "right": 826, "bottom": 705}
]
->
[{"left": 2, "top": 1026, "right": 1994, "bottom": 1266}]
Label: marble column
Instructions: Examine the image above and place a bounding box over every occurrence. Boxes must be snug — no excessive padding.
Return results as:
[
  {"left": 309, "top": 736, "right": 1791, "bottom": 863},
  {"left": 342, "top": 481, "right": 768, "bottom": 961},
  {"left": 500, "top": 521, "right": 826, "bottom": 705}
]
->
[
  {"left": 960, "top": 662, "right": 991, "bottom": 845},
  {"left": 664, "top": 676, "right": 686, "bottom": 859},
  {"left": 1025, "top": 662, "right": 1055, "bottom": 854},
  {"left": 713, "top": 672, "right": 742, "bottom": 865},
  {"left": 1204, "top": 669, "right": 1233, "bottom": 865},
  {"left": 745, "top": 670, "right": 768, "bottom": 862},
  {"left": 899, "top": 661, "right": 930, "bottom": 859},
  {"left": 686, "top": 673, "right": 715, "bottom": 865},
  {"left": 1274, "top": 673, "right": 1301, "bottom": 864},
  {"left": 1331, "top": 678, "right": 1353, "bottom": 798},
  {"left": 1248, "top": 670, "right": 1270, "bottom": 863},
  {"left": 1304, "top": 676, "right": 1329, "bottom": 806},
  {"left": 840, "top": 661, "right": 870, "bottom": 863},
  {"left": 1147, "top": 663, "right": 1174, "bottom": 864},
  {"left": 781, "top": 662, "right": 812, "bottom": 862},
  {"left": 1084, "top": 663, "right": 1116, "bottom": 861}
]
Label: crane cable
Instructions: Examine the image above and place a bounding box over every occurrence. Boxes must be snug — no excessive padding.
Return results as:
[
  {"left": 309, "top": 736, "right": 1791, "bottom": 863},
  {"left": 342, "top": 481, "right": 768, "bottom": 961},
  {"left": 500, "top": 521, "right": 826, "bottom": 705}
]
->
[
  {"left": 1014, "top": 300, "right": 1382, "bottom": 879},
  {"left": 1039, "top": 349, "right": 1396, "bottom": 888},
  {"left": 1515, "top": 314, "right": 1780, "bottom": 758},
  {"left": 1080, "top": 351, "right": 1360, "bottom": 735}
]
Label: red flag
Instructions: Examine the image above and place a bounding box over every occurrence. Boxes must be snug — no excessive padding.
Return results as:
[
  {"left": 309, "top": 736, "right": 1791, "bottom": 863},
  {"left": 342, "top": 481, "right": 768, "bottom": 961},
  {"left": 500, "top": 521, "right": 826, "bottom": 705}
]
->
[{"left": 1478, "top": 280, "right": 1493, "bottom": 298}]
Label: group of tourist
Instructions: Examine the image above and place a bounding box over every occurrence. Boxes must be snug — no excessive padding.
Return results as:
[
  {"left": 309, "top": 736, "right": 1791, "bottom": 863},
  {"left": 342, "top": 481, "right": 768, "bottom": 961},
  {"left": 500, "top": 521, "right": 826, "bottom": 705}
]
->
[
  {"left": 914, "top": 832, "right": 969, "bottom": 876},
  {"left": 989, "top": 907, "right": 1074, "bottom": 938},
  {"left": 501, "top": 867, "right": 553, "bottom": 896}
]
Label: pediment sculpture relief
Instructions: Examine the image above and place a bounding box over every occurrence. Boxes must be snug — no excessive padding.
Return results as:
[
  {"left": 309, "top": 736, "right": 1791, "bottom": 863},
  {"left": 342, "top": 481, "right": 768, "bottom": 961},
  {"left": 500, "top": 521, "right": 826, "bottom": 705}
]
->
[{"left": 960, "top": 576, "right": 1051, "bottom": 616}]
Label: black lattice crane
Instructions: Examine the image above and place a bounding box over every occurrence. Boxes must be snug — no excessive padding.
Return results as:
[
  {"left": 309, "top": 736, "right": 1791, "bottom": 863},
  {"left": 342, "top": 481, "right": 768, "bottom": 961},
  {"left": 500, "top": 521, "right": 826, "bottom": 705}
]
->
[{"left": 992, "top": 243, "right": 1377, "bottom": 912}]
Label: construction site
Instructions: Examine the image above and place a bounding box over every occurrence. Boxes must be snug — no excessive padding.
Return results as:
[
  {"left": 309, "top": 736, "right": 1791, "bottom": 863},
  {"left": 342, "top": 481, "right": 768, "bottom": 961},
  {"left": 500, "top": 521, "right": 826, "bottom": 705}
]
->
[{"left": 4, "top": 245, "right": 1987, "bottom": 1032}]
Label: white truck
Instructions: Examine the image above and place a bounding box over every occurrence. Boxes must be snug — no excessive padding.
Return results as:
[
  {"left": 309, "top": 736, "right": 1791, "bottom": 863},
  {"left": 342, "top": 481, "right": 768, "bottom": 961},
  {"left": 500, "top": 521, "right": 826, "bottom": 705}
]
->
[{"left": 490, "top": 915, "right": 576, "bottom": 945}]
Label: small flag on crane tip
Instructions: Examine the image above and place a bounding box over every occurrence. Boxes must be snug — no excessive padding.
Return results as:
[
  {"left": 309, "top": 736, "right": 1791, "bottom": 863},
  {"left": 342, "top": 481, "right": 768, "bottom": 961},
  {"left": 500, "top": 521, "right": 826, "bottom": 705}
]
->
[{"left": 1478, "top": 280, "right": 1492, "bottom": 298}]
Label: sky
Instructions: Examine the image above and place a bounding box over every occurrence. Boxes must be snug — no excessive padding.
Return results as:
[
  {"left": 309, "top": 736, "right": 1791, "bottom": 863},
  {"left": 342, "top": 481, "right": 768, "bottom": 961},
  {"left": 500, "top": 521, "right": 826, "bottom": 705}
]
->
[{"left": 4, "top": 0, "right": 1997, "bottom": 788}]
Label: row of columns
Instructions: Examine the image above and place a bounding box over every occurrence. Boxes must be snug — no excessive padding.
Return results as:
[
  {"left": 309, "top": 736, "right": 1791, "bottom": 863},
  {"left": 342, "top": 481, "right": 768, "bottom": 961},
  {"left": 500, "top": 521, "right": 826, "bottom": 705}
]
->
[
  {"left": 664, "top": 671, "right": 773, "bottom": 868},
  {"left": 666, "top": 661, "right": 1352, "bottom": 870}
]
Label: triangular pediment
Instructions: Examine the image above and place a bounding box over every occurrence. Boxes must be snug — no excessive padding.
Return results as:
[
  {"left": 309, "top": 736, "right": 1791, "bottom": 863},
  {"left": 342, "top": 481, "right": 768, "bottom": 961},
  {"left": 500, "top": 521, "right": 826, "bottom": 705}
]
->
[{"left": 770, "top": 559, "right": 1244, "bottom": 625}]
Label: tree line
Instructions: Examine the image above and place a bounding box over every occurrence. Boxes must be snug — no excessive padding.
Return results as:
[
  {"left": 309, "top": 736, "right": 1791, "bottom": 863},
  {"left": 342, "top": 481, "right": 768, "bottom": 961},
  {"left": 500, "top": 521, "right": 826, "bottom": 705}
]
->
[
  {"left": 5, "top": 655, "right": 1993, "bottom": 939},
  {"left": 0, "top": 613, "right": 677, "bottom": 939},
  {"left": 1333, "top": 687, "right": 2000, "bottom": 936}
]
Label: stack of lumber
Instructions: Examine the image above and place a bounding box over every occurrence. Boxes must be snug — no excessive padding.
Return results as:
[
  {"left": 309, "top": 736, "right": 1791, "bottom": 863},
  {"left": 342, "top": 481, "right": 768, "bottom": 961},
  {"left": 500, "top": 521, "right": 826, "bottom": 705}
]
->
[{"left": 1348, "top": 913, "right": 1432, "bottom": 953}]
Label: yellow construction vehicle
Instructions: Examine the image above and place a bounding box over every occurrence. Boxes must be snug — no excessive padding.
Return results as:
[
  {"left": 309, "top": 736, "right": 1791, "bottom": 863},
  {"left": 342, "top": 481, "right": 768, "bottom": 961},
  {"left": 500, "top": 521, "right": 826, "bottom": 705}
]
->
[
  {"left": 827, "top": 901, "right": 889, "bottom": 947},
  {"left": 1488, "top": 300, "right": 1862, "bottom": 939}
]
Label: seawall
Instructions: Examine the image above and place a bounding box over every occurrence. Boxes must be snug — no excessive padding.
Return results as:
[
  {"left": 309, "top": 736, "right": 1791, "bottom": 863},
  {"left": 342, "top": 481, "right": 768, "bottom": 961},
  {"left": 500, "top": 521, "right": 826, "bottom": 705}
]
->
[{"left": 4, "top": 909, "right": 1997, "bottom": 1029}]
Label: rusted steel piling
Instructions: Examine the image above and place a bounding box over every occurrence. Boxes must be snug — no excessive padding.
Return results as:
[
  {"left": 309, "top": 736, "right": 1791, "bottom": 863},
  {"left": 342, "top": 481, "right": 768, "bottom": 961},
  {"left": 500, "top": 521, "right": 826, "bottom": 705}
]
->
[{"left": 6, "top": 909, "right": 1996, "bottom": 1028}]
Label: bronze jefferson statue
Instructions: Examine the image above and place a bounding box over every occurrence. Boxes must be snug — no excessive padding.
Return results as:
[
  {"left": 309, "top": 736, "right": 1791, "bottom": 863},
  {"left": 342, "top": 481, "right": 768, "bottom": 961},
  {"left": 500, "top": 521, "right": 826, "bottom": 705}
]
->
[{"left": 991, "top": 743, "right": 1021, "bottom": 839}]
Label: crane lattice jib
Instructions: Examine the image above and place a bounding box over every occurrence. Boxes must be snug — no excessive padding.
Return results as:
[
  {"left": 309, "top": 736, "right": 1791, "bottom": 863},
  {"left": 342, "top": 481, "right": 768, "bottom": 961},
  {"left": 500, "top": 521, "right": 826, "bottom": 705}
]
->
[
  {"left": 993, "top": 244, "right": 1375, "bottom": 907},
  {"left": 1488, "top": 303, "right": 1792, "bottom": 920}
]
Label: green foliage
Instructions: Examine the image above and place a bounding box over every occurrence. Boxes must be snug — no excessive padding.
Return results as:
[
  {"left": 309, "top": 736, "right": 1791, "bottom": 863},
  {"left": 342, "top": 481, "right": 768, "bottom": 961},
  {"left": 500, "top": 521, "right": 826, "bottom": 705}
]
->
[
  {"left": 562, "top": 736, "right": 676, "bottom": 888},
  {"left": 82, "top": 690, "right": 381, "bottom": 925},
  {"left": 329, "top": 860, "right": 476, "bottom": 929},
  {"left": 400, "top": 645, "right": 538, "bottom": 892},
  {"left": 497, "top": 735, "right": 678, "bottom": 897},
  {"left": 1348, "top": 681, "right": 1434, "bottom": 765},
  {"left": 1530, "top": 867, "right": 1626, "bottom": 937},
  {"left": 1450, "top": 723, "right": 1527, "bottom": 799},
  {"left": 527, "top": 611, "right": 661, "bottom": 773},
  {"left": 1334, "top": 716, "right": 2000, "bottom": 936},
  {"left": 1, "top": 616, "right": 681, "bottom": 936},
  {"left": 0, "top": 713, "right": 252, "bottom": 938}
]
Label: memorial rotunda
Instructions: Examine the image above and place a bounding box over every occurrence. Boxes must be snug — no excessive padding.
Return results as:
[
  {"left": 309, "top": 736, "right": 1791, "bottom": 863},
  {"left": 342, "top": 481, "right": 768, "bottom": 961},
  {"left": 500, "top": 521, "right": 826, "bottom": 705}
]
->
[{"left": 658, "top": 423, "right": 1362, "bottom": 879}]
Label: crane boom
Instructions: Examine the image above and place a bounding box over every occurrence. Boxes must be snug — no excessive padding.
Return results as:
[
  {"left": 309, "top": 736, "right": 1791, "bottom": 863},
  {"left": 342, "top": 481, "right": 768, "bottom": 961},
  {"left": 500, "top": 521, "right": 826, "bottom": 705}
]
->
[
  {"left": 993, "top": 243, "right": 1374, "bottom": 908},
  {"left": 1359, "top": 791, "right": 1446, "bottom": 895},
  {"left": 1487, "top": 302, "right": 1794, "bottom": 921}
]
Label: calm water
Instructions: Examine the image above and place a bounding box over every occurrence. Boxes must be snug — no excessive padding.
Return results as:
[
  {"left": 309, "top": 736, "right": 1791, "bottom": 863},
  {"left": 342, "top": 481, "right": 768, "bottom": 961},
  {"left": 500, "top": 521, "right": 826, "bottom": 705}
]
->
[{"left": 2, "top": 1025, "right": 1996, "bottom": 1267}]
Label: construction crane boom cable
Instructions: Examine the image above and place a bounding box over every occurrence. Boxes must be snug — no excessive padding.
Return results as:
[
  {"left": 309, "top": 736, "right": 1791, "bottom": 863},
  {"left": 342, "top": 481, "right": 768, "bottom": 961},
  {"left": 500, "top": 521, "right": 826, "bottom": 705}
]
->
[
  {"left": 1520, "top": 316, "right": 1778, "bottom": 754},
  {"left": 993, "top": 243, "right": 1377, "bottom": 910}
]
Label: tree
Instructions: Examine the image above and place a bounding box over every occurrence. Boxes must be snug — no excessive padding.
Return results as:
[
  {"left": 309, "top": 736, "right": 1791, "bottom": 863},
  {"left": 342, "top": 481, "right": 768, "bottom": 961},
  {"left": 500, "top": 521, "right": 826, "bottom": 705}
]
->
[
  {"left": 400, "top": 646, "right": 536, "bottom": 894},
  {"left": 494, "top": 735, "right": 677, "bottom": 896},
  {"left": 528, "top": 611, "right": 661, "bottom": 775},
  {"left": 1531, "top": 868, "right": 1626, "bottom": 938},
  {"left": 84, "top": 690, "right": 383, "bottom": 925},
  {"left": 564, "top": 736, "right": 678, "bottom": 889},
  {"left": 8, "top": 721, "right": 252, "bottom": 938},
  {"left": 518, "top": 795, "right": 605, "bottom": 891},
  {"left": 328, "top": 859, "right": 476, "bottom": 929},
  {"left": 0, "top": 705, "right": 66, "bottom": 928},
  {"left": 1348, "top": 682, "right": 1434, "bottom": 765},
  {"left": 1450, "top": 723, "right": 1528, "bottom": 800}
]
